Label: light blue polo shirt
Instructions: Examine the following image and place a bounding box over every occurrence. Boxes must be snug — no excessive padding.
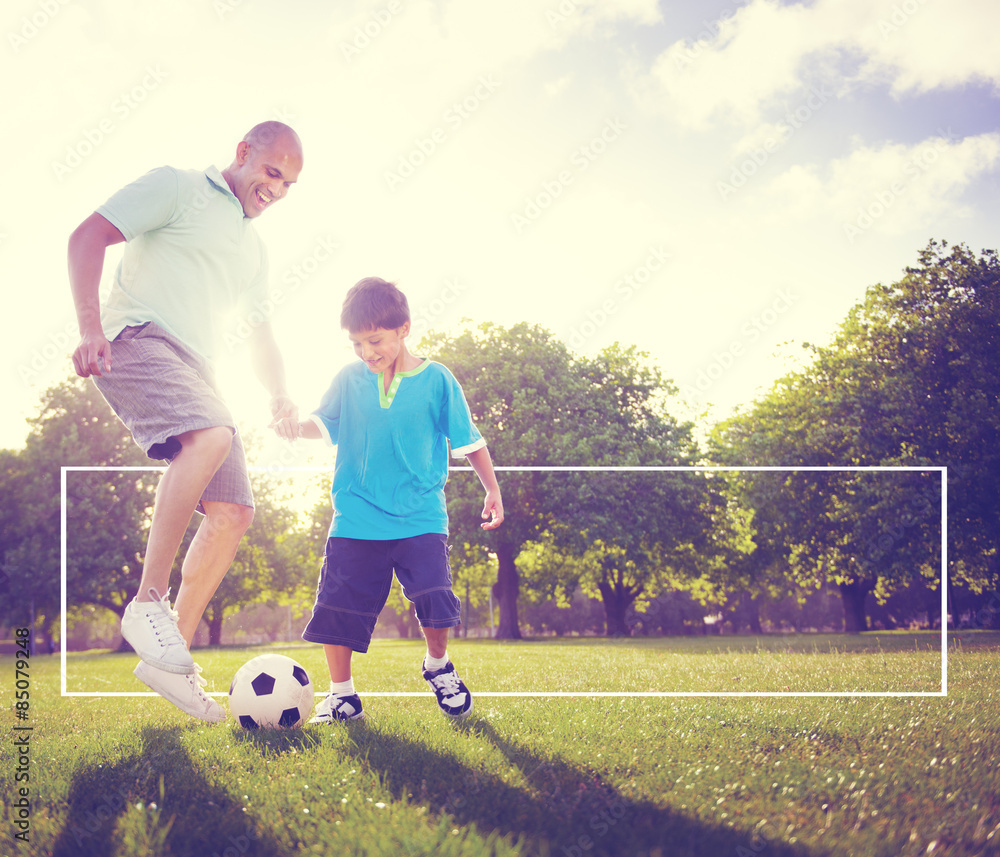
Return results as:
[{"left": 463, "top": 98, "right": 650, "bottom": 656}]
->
[
  {"left": 308, "top": 359, "right": 487, "bottom": 540},
  {"left": 97, "top": 165, "right": 268, "bottom": 361}
]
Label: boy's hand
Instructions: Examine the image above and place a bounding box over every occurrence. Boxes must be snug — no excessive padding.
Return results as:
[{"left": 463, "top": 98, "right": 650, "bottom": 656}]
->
[
  {"left": 481, "top": 490, "right": 504, "bottom": 530},
  {"left": 269, "top": 395, "right": 299, "bottom": 440}
]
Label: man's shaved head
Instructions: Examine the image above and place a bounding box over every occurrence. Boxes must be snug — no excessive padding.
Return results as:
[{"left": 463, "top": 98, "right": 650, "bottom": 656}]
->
[{"left": 243, "top": 121, "right": 301, "bottom": 152}]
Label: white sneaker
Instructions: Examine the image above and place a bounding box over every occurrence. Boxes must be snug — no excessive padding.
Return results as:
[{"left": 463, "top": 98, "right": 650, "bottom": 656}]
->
[
  {"left": 121, "top": 587, "right": 194, "bottom": 675},
  {"left": 134, "top": 661, "right": 226, "bottom": 723}
]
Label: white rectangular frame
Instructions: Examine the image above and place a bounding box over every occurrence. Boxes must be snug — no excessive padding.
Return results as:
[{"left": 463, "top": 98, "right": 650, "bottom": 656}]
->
[{"left": 61, "top": 465, "right": 948, "bottom": 699}]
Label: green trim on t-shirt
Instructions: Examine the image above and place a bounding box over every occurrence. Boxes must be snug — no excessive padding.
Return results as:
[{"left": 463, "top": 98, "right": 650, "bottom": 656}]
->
[{"left": 378, "top": 358, "right": 432, "bottom": 409}]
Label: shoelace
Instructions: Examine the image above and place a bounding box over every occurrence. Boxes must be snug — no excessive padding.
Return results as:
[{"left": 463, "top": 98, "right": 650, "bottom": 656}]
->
[
  {"left": 188, "top": 664, "right": 209, "bottom": 694},
  {"left": 429, "top": 669, "right": 462, "bottom": 696},
  {"left": 144, "top": 587, "right": 187, "bottom": 649}
]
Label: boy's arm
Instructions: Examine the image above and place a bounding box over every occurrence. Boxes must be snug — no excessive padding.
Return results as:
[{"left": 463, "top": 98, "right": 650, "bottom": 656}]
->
[
  {"left": 465, "top": 445, "right": 504, "bottom": 530},
  {"left": 269, "top": 414, "right": 322, "bottom": 440},
  {"left": 296, "top": 419, "right": 322, "bottom": 440}
]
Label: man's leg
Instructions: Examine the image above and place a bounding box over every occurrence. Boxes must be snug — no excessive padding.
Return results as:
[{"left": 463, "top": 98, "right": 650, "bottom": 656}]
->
[
  {"left": 173, "top": 499, "right": 254, "bottom": 643},
  {"left": 136, "top": 426, "right": 235, "bottom": 602},
  {"left": 127, "top": 435, "right": 252, "bottom": 723}
]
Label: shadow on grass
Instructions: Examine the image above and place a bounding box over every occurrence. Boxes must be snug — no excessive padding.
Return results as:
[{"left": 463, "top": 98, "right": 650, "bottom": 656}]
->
[
  {"left": 230, "top": 725, "right": 322, "bottom": 755},
  {"left": 338, "top": 713, "right": 819, "bottom": 857},
  {"left": 51, "top": 725, "right": 286, "bottom": 857}
]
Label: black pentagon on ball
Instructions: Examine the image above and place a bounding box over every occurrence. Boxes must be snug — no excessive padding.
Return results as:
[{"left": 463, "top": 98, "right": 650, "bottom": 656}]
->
[
  {"left": 239, "top": 714, "right": 259, "bottom": 730},
  {"left": 279, "top": 707, "right": 301, "bottom": 728},
  {"left": 251, "top": 672, "right": 276, "bottom": 696},
  {"left": 292, "top": 665, "right": 310, "bottom": 687}
]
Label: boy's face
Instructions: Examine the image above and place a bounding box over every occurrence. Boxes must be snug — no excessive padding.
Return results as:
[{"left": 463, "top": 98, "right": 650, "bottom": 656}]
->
[{"left": 349, "top": 324, "right": 410, "bottom": 373}]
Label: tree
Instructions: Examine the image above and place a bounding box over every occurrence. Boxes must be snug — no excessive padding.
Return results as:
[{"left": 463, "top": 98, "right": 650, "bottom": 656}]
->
[
  {"left": 422, "top": 323, "right": 700, "bottom": 638},
  {"left": 712, "top": 241, "right": 990, "bottom": 630},
  {"left": 833, "top": 242, "right": 999, "bottom": 602},
  {"left": 547, "top": 470, "right": 715, "bottom": 635},
  {"left": 1, "top": 378, "right": 149, "bottom": 648}
]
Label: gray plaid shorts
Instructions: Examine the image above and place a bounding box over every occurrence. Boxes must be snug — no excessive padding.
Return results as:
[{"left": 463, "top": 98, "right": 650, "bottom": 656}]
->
[{"left": 92, "top": 322, "right": 254, "bottom": 511}]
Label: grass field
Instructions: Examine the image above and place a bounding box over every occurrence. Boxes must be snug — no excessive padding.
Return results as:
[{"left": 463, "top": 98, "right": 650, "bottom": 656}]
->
[{"left": 3, "top": 633, "right": 999, "bottom": 856}]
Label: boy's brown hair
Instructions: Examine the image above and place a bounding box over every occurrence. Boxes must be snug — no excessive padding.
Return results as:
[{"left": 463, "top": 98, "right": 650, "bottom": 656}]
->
[{"left": 340, "top": 277, "right": 410, "bottom": 332}]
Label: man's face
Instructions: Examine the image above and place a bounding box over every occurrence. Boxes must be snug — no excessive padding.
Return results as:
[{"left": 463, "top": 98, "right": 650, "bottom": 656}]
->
[
  {"left": 230, "top": 133, "right": 303, "bottom": 218},
  {"left": 349, "top": 325, "right": 410, "bottom": 374}
]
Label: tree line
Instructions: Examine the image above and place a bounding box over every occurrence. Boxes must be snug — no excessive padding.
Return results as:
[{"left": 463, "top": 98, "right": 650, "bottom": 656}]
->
[{"left": 1, "top": 241, "right": 997, "bottom": 646}]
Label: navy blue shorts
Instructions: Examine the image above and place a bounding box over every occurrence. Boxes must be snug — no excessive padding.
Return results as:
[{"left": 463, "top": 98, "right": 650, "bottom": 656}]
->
[{"left": 302, "top": 533, "right": 462, "bottom": 653}]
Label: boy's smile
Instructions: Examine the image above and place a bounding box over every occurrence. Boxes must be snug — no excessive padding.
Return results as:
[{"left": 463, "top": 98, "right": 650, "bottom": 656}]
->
[{"left": 349, "top": 325, "right": 411, "bottom": 375}]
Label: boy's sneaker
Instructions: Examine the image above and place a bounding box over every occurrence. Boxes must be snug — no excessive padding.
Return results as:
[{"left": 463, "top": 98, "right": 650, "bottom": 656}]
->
[
  {"left": 422, "top": 660, "right": 473, "bottom": 719},
  {"left": 308, "top": 693, "right": 365, "bottom": 723},
  {"left": 121, "top": 587, "right": 194, "bottom": 675},
  {"left": 134, "top": 661, "right": 226, "bottom": 723}
]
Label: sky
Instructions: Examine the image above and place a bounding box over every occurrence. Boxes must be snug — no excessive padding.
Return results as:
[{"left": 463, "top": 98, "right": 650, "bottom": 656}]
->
[{"left": 4, "top": 0, "right": 999, "bottom": 470}]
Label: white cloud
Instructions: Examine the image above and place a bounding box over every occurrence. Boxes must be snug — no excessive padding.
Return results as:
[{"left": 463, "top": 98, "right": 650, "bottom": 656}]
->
[
  {"left": 640, "top": 0, "right": 843, "bottom": 128},
  {"left": 636, "top": 0, "right": 1000, "bottom": 129},
  {"left": 545, "top": 73, "right": 574, "bottom": 98},
  {"left": 730, "top": 120, "right": 794, "bottom": 157},
  {"left": 857, "top": 0, "right": 1000, "bottom": 95},
  {"left": 763, "top": 131, "right": 1000, "bottom": 236}
]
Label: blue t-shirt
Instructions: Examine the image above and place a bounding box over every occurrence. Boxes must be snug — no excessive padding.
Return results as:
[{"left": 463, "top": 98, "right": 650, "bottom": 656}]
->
[{"left": 308, "top": 359, "right": 486, "bottom": 540}]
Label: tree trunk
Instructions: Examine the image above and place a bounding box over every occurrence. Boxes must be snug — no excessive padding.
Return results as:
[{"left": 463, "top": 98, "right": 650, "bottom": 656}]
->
[
  {"left": 207, "top": 609, "right": 224, "bottom": 646},
  {"left": 493, "top": 542, "right": 521, "bottom": 639},
  {"left": 601, "top": 592, "right": 631, "bottom": 637},
  {"left": 597, "top": 579, "right": 635, "bottom": 637},
  {"left": 744, "top": 592, "right": 762, "bottom": 635},
  {"left": 839, "top": 579, "right": 873, "bottom": 633}
]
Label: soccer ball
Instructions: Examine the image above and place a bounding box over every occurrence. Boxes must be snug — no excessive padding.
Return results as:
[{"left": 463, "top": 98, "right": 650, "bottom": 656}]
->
[{"left": 229, "top": 654, "right": 314, "bottom": 729}]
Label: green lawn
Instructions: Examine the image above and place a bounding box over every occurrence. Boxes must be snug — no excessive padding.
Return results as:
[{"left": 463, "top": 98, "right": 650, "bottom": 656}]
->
[{"left": 3, "top": 633, "right": 999, "bottom": 856}]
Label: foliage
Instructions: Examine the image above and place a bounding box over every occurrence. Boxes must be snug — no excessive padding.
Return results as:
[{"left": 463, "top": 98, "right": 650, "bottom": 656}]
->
[
  {"left": 1, "top": 378, "right": 148, "bottom": 644},
  {"left": 423, "top": 323, "right": 701, "bottom": 638},
  {"left": 712, "top": 241, "right": 993, "bottom": 630}
]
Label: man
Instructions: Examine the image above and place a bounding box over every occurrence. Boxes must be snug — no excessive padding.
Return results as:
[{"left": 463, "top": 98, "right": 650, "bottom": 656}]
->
[{"left": 69, "top": 121, "right": 303, "bottom": 721}]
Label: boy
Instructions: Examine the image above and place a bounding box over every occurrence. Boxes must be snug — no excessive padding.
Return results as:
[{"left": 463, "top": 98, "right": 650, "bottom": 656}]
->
[{"left": 275, "top": 277, "right": 503, "bottom": 721}]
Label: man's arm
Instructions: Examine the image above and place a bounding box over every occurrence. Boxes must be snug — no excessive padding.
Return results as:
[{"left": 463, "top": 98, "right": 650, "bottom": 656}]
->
[
  {"left": 465, "top": 445, "right": 504, "bottom": 530},
  {"left": 69, "top": 212, "right": 125, "bottom": 377},
  {"left": 250, "top": 320, "right": 299, "bottom": 439}
]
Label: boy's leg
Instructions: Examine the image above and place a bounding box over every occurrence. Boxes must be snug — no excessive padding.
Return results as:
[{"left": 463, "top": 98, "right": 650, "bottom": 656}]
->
[
  {"left": 422, "top": 626, "right": 450, "bottom": 661},
  {"left": 324, "top": 644, "right": 354, "bottom": 682},
  {"left": 309, "top": 644, "right": 364, "bottom": 723},
  {"left": 302, "top": 538, "right": 396, "bottom": 724},
  {"left": 391, "top": 534, "right": 472, "bottom": 719},
  {"left": 421, "top": 638, "right": 473, "bottom": 718}
]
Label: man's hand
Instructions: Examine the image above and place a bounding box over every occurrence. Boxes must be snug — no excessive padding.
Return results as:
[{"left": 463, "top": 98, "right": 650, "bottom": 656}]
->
[
  {"left": 269, "top": 395, "right": 299, "bottom": 440},
  {"left": 72, "top": 330, "right": 113, "bottom": 377},
  {"left": 68, "top": 212, "right": 125, "bottom": 378}
]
